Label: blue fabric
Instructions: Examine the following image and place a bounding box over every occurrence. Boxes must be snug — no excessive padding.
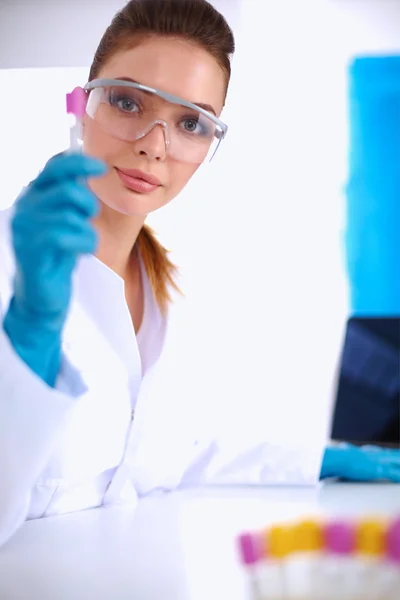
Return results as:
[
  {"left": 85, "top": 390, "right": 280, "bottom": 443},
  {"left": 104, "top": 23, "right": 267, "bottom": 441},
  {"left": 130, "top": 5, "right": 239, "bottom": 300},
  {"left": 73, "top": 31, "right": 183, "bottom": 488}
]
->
[
  {"left": 345, "top": 55, "right": 400, "bottom": 316},
  {"left": 3, "top": 153, "right": 107, "bottom": 387}
]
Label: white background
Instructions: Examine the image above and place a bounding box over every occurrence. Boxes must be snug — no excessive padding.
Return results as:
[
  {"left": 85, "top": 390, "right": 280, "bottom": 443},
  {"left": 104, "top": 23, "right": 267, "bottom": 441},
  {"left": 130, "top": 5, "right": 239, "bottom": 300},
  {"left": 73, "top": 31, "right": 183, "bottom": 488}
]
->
[{"left": 0, "top": 0, "right": 399, "bottom": 446}]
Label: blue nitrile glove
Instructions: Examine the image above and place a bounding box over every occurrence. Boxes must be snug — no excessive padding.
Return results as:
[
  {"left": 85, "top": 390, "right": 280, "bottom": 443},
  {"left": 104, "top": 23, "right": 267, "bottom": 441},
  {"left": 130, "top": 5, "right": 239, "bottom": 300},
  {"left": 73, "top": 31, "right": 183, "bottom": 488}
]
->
[
  {"left": 3, "top": 152, "right": 107, "bottom": 387},
  {"left": 320, "top": 444, "right": 400, "bottom": 482},
  {"left": 345, "top": 55, "right": 400, "bottom": 316}
]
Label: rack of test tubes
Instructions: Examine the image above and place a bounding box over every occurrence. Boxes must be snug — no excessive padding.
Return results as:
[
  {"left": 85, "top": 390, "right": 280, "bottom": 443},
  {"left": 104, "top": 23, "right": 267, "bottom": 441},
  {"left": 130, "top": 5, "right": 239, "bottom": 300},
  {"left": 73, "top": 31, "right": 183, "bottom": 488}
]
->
[{"left": 237, "top": 515, "right": 400, "bottom": 600}]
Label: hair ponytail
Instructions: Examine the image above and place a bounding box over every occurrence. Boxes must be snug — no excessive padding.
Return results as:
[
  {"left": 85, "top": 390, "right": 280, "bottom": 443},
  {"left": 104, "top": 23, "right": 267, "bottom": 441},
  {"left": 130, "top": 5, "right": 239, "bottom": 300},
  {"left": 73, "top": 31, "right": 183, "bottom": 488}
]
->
[{"left": 137, "top": 225, "right": 181, "bottom": 314}]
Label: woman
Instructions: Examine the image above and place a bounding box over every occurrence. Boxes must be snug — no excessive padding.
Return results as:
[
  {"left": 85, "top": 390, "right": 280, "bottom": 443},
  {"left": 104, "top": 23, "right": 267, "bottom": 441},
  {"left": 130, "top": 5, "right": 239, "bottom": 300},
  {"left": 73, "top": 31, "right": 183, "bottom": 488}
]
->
[{"left": 0, "top": 0, "right": 398, "bottom": 548}]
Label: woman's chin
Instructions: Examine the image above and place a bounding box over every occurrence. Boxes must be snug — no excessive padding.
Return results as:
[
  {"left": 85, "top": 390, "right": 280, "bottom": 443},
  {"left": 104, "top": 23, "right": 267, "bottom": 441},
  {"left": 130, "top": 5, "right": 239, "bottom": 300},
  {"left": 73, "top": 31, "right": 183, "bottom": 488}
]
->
[{"left": 100, "top": 195, "right": 156, "bottom": 218}]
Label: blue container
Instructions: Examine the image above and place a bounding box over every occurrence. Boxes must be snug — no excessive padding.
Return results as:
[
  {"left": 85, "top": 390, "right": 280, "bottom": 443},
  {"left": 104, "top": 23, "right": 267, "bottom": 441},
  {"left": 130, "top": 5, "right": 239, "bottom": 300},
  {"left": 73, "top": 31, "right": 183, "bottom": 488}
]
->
[{"left": 345, "top": 55, "right": 400, "bottom": 316}]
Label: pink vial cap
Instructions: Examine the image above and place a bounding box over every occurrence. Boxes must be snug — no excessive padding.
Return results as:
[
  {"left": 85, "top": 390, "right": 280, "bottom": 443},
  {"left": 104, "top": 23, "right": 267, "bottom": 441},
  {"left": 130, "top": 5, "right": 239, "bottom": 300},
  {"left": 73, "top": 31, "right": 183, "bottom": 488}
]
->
[
  {"left": 66, "top": 87, "right": 86, "bottom": 118},
  {"left": 237, "top": 532, "right": 264, "bottom": 566},
  {"left": 386, "top": 518, "right": 400, "bottom": 563},
  {"left": 323, "top": 521, "right": 356, "bottom": 555}
]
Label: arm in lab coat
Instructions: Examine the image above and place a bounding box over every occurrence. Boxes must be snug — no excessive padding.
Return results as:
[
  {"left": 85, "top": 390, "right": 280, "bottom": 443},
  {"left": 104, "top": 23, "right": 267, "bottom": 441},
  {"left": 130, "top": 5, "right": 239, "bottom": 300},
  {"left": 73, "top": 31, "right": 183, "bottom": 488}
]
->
[
  {"left": 174, "top": 412, "right": 400, "bottom": 487},
  {"left": 178, "top": 436, "right": 324, "bottom": 487},
  {"left": 0, "top": 155, "right": 106, "bottom": 546},
  {"left": 171, "top": 435, "right": 400, "bottom": 488},
  {"left": 0, "top": 308, "right": 87, "bottom": 547}
]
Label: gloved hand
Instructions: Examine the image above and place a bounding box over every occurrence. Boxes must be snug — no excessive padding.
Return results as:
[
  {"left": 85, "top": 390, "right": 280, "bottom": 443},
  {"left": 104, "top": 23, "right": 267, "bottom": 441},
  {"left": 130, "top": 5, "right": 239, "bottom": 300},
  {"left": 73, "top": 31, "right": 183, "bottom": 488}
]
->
[
  {"left": 345, "top": 55, "right": 400, "bottom": 316},
  {"left": 3, "top": 152, "right": 107, "bottom": 388},
  {"left": 320, "top": 443, "right": 400, "bottom": 482}
]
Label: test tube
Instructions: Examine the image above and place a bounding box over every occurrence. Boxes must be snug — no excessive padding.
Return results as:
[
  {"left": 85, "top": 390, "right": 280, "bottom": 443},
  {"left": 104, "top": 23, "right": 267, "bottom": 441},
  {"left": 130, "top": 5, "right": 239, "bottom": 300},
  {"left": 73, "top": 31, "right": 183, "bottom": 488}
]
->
[
  {"left": 265, "top": 524, "right": 296, "bottom": 600},
  {"left": 237, "top": 531, "right": 264, "bottom": 600},
  {"left": 66, "top": 86, "right": 86, "bottom": 151},
  {"left": 382, "top": 517, "right": 400, "bottom": 600},
  {"left": 355, "top": 518, "right": 387, "bottom": 600},
  {"left": 289, "top": 519, "right": 324, "bottom": 600},
  {"left": 322, "top": 520, "right": 358, "bottom": 600}
]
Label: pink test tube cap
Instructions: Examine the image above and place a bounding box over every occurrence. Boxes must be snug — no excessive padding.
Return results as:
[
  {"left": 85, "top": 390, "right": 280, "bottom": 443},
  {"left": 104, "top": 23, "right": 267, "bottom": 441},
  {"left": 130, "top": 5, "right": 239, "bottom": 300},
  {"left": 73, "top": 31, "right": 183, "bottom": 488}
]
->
[
  {"left": 66, "top": 86, "right": 86, "bottom": 118},
  {"left": 323, "top": 521, "right": 356, "bottom": 555},
  {"left": 237, "top": 532, "right": 264, "bottom": 566},
  {"left": 386, "top": 518, "right": 400, "bottom": 563}
]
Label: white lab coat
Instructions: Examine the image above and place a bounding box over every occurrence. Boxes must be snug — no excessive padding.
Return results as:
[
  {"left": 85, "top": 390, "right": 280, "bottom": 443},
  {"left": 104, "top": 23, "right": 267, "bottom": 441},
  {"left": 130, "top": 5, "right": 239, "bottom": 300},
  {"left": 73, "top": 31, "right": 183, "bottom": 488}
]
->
[{"left": 0, "top": 206, "right": 325, "bottom": 548}]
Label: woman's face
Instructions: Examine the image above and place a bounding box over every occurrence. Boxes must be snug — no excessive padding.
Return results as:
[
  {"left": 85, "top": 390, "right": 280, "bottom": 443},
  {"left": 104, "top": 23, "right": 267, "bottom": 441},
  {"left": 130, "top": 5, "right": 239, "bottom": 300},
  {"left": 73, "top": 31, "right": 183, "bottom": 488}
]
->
[{"left": 83, "top": 37, "right": 226, "bottom": 217}]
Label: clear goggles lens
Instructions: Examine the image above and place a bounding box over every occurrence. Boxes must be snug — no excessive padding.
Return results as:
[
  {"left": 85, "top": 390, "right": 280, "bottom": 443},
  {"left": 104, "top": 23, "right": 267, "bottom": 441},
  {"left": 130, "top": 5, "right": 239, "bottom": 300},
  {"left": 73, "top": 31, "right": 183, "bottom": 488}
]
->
[{"left": 85, "top": 84, "right": 225, "bottom": 164}]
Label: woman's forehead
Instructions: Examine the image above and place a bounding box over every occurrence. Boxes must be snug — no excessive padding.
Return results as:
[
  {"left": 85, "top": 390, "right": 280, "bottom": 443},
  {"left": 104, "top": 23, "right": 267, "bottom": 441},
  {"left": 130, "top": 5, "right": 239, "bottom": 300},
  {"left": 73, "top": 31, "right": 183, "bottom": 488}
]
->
[{"left": 98, "top": 38, "right": 226, "bottom": 115}]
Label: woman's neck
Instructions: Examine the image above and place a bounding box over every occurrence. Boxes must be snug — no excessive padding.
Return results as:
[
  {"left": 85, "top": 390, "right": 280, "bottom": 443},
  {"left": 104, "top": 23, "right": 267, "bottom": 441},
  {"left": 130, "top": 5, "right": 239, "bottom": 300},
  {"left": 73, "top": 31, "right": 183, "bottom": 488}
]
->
[{"left": 92, "top": 204, "right": 146, "bottom": 280}]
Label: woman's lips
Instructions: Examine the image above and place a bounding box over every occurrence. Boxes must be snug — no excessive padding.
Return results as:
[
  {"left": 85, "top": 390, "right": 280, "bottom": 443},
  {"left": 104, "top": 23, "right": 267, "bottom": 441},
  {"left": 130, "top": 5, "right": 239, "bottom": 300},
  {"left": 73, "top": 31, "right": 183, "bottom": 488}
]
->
[{"left": 116, "top": 168, "right": 161, "bottom": 193}]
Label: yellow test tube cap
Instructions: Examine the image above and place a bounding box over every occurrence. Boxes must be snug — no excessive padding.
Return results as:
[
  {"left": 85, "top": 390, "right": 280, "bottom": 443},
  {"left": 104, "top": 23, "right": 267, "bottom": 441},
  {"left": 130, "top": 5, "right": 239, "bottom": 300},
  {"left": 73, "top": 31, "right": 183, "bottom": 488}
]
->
[
  {"left": 294, "top": 519, "right": 324, "bottom": 552},
  {"left": 356, "top": 519, "right": 387, "bottom": 556},
  {"left": 266, "top": 524, "right": 296, "bottom": 559}
]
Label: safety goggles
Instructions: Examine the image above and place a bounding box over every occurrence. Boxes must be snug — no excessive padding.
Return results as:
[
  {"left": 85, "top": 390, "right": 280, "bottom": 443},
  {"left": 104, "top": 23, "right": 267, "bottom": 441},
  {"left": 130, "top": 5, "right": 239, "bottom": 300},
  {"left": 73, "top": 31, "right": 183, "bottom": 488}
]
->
[{"left": 83, "top": 78, "right": 228, "bottom": 164}]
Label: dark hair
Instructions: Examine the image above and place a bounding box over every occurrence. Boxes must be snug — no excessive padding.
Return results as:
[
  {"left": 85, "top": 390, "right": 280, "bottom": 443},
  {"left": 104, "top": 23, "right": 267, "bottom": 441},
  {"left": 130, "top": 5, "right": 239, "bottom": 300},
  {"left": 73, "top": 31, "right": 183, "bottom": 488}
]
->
[{"left": 89, "top": 0, "right": 235, "bottom": 313}]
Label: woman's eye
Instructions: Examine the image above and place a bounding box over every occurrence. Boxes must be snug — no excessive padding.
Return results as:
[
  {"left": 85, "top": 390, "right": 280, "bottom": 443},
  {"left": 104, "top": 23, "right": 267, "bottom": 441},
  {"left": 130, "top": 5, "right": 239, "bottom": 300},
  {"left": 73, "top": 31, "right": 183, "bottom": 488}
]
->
[
  {"left": 109, "top": 93, "right": 138, "bottom": 113},
  {"left": 183, "top": 119, "right": 200, "bottom": 133},
  {"left": 119, "top": 98, "right": 137, "bottom": 112},
  {"left": 180, "top": 118, "right": 211, "bottom": 137},
  {"left": 179, "top": 116, "right": 215, "bottom": 139}
]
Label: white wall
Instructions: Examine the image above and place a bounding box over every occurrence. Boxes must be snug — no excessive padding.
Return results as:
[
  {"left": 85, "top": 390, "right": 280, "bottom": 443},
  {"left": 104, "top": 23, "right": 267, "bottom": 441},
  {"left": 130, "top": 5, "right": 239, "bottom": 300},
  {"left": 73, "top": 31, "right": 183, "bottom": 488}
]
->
[{"left": 1, "top": 0, "right": 399, "bottom": 448}]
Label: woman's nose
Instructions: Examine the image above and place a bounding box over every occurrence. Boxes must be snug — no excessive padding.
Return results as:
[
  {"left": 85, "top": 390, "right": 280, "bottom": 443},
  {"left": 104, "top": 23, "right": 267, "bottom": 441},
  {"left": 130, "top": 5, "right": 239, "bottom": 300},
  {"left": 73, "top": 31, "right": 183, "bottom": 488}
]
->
[{"left": 132, "top": 122, "right": 168, "bottom": 161}]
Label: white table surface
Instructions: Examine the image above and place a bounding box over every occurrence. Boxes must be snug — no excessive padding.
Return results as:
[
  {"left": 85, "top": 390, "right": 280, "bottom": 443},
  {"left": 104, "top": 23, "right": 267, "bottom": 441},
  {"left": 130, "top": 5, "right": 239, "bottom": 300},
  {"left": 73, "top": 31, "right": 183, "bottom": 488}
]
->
[{"left": 0, "top": 483, "right": 399, "bottom": 600}]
